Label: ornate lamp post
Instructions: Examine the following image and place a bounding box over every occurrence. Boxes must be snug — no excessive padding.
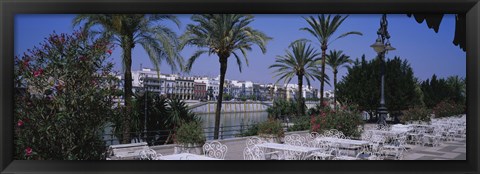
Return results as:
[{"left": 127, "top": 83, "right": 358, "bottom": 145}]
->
[{"left": 370, "top": 14, "right": 396, "bottom": 127}]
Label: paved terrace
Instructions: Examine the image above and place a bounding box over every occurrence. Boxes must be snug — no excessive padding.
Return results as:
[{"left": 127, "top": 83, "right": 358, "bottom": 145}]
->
[{"left": 150, "top": 126, "right": 466, "bottom": 160}]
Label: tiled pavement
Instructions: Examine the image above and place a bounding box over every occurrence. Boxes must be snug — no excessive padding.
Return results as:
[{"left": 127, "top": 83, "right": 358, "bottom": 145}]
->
[
  {"left": 151, "top": 131, "right": 466, "bottom": 160},
  {"left": 402, "top": 138, "right": 466, "bottom": 160}
]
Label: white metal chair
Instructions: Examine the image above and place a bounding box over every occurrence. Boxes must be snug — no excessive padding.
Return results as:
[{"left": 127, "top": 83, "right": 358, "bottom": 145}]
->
[
  {"left": 307, "top": 141, "right": 335, "bottom": 160},
  {"left": 355, "top": 145, "right": 382, "bottom": 160},
  {"left": 408, "top": 128, "right": 424, "bottom": 145},
  {"left": 243, "top": 146, "right": 265, "bottom": 160},
  {"left": 284, "top": 134, "right": 306, "bottom": 146},
  {"left": 382, "top": 135, "right": 407, "bottom": 160},
  {"left": 246, "top": 137, "right": 264, "bottom": 147},
  {"left": 203, "top": 141, "right": 228, "bottom": 159},
  {"left": 139, "top": 148, "right": 161, "bottom": 160},
  {"left": 305, "top": 132, "right": 320, "bottom": 147},
  {"left": 246, "top": 137, "right": 283, "bottom": 160}
]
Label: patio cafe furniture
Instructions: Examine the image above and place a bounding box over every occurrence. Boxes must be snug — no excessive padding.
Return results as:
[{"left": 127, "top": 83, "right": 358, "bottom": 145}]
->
[
  {"left": 382, "top": 134, "right": 407, "bottom": 160},
  {"left": 256, "top": 142, "right": 322, "bottom": 160},
  {"left": 138, "top": 148, "right": 162, "bottom": 160},
  {"left": 314, "top": 137, "right": 370, "bottom": 156},
  {"left": 367, "top": 129, "right": 408, "bottom": 144},
  {"left": 157, "top": 153, "right": 222, "bottom": 160},
  {"left": 203, "top": 141, "right": 228, "bottom": 159},
  {"left": 106, "top": 142, "right": 150, "bottom": 160},
  {"left": 246, "top": 137, "right": 283, "bottom": 160},
  {"left": 244, "top": 145, "right": 266, "bottom": 160}
]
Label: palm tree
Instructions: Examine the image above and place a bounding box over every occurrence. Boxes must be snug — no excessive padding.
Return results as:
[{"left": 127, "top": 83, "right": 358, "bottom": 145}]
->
[
  {"left": 325, "top": 50, "right": 353, "bottom": 109},
  {"left": 269, "top": 40, "right": 325, "bottom": 117},
  {"left": 164, "top": 98, "right": 200, "bottom": 144},
  {"left": 73, "top": 14, "right": 183, "bottom": 144},
  {"left": 181, "top": 14, "right": 271, "bottom": 140},
  {"left": 300, "top": 14, "right": 362, "bottom": 104}
]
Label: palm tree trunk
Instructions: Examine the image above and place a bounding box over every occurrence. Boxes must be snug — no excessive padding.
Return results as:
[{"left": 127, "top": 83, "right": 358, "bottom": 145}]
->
[
  {"left": 122, "top": 37, "right": 134, "bottom": 144},
  {"left": 320, "top": 44, "right": 327, "bottom": 105},
  {"left": 214, "top": 57, "right": 228, "bottom": 139},
  {"left": 297, "top": 75, "right": 304, "bottom": 116},
  {"left": 333, "top": 72, "right": 337, "bottom": 110}
]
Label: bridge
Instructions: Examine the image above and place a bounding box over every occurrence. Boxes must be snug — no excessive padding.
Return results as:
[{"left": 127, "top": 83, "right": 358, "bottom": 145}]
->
[{"left": 186, "top": 100, "right": 320, "bottom": 114}]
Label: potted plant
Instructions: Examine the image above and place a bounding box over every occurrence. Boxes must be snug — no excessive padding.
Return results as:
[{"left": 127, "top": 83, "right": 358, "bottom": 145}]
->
[
  {"left": 174, "top": 121, "right": 206, "bottom": 155},
  {"left": 258, "top": 119, "right": 285, "bottom": 143}
]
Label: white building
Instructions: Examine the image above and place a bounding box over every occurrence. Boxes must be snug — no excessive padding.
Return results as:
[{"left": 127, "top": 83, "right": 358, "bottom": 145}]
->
[
  {"left": 322, "top": 90, "right": 334, "bottom": 99},
  {"left": 194, "top": 76, "right": 220, "bottom": 100}
]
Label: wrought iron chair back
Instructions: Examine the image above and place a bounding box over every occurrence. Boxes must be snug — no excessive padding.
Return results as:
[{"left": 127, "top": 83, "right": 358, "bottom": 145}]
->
[{"left": 203, "top": 141, "right": 228, "bottom": 159}]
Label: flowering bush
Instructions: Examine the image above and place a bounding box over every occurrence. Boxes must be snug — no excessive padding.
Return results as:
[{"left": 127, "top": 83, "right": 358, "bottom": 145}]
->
[
  {"left": 400, "top": 106, "right": 431, "bottom": 123},
  {"left": 310, "top": 103, "right": 363, "bottom": 138},
  {"left": 14, "top": 31, "right": 120, "bottom": 160},
  {"left": 433, "top": 100, "right": 466, "bottom": 118}
]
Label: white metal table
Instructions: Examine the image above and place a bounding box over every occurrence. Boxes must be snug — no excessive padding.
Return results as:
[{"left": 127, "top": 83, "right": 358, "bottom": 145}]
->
[
  {"left": 256, "top": 143, "right": 322, "bottom": 160},
  {"left": 315, "top": 137, "right": 369, "bottom": 147},
  {"left": 157, "top": 153, "right": 222, "bottom": 160},
  {"left": 315, "top": 137, "right": 370, "bottom": 156},
  {"left": 257, "top": 143, "right": 321, "bottom": 153}
]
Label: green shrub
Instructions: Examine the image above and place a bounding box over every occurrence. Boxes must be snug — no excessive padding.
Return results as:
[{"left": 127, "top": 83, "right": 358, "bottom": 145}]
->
[
  {"left": 257, "top": 119, "right": 285, "bottom": 137},
  {"left": 287, "top": 115, "right": 310, "bottom": 132},
  {"left": 267, "top": 99, "right": 305, "bottom": 120},
  {"left": 433, "top": 100, "right": 465, "bottom": 118},
  {"left": 14, "top": 31, "right": 119, "bottom": 160},
  {"left": 400, "top": 106, "right": 431, "bottom": 123},
  {"left": 310, "top": 103, "right": 363, "bottom": 138},
  {"left": 174, "top": 121, "right": 206, "bottom": 145},
  {"left": 239, "top": 124, "right": 259, "bottom": 137}
]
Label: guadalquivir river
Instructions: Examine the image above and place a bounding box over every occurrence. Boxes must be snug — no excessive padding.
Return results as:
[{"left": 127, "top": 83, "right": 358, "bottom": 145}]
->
[
  {"left": 102, "top": 111, "right": 269, "bottom": 145},
  {"left": 196, "top": 111, "right": 269, "bottom": 140}
]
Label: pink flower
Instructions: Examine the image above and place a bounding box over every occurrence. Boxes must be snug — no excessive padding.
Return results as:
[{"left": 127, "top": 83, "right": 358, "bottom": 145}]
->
[
  {"left": 33, "top": 68, "right": 43, "bottom": 77},
  {"left": 107, "top": 50, "right": 112, "bottom": 54},
  {"left": 17, "top": 120, "right": 24, "bottom": 127},
  {"left": 79, "top": 56, "right": 87, "bottom": 61},
  {"left": 25, "top": 147, "right": 32, "bottom": 156}
]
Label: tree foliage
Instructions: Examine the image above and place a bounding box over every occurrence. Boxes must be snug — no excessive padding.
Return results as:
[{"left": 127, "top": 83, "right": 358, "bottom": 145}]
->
[
  {"left": 14, "top": 31, "right": 119, "bottom": 160},
  {"left": 181, "top": 14, "right": 271, "bottom": 139},
  {"left": 300, "top": 14, "right": 362, "bottom": 103},
  {"left": 421, "top": 74, "right": 465, "bottom": 108},
  {"left": 269, "top": 40, "right": 323, "bottom": 116},
  {"left": 336, "top": 55, "right": 422, "bottom": 121},
  {"left": 73, "top": 14, "right": 183, "bottom": 143}
]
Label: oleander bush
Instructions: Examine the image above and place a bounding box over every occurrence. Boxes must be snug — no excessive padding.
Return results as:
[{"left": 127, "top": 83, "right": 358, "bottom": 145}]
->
[
  {"left": 433, "top": 100, "right": 466, "bottom": 118},
  {"left": 400, "top": 106, "right": 432, "bottom": 123},
  {"left": 310, "top": 103, "right": 363, "bottom": 138},
  {"left": 14, "top": 31, "right": 119, "bottom": 160}
]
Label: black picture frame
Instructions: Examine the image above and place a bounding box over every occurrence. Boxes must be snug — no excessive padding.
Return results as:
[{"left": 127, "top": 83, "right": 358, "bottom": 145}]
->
[{"left": 1, "top": 0, "right": 478, "bottom": 174}]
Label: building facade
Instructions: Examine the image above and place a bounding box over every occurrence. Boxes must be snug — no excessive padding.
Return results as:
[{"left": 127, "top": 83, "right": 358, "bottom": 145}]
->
[{"left": 194, "top": 82, "right": 207, "bottom": 100}]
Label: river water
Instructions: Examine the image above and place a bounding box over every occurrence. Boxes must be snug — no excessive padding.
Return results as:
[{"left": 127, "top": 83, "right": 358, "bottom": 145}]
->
[
  {"left": 197, "top": 111, "right": 269, "bottom": 140},
  {"left": 102, "top": 111, "right": 269, "bottom": 145}
]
